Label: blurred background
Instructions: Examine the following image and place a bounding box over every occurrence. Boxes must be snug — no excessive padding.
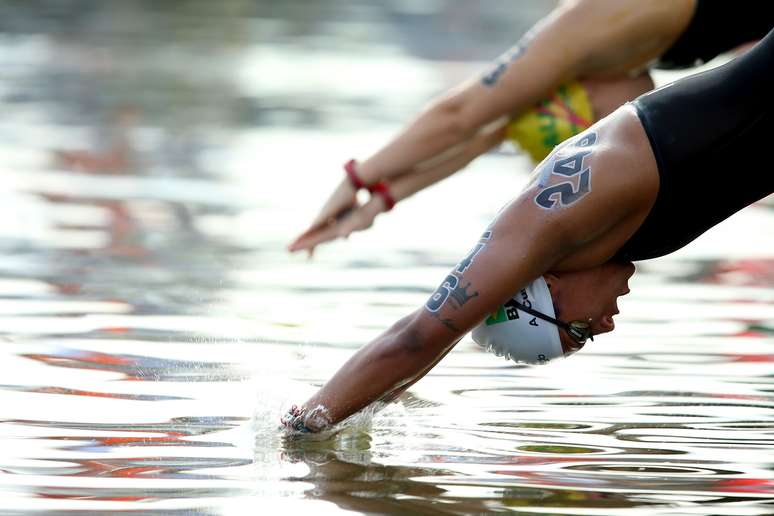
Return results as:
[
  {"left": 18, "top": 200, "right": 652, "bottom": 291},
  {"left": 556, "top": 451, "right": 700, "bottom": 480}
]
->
[{"left": 1, "top": 1, "right": 773, "bottom": 514}]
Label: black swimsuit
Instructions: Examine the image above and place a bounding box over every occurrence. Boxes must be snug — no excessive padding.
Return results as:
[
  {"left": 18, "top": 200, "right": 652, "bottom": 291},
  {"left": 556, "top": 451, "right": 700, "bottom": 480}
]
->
[
  {"left": 614, "top": 29, "right": 774, "bottom": 262},
  {"left": 656, "top": 0, "right": 773, "bottom": 69}
]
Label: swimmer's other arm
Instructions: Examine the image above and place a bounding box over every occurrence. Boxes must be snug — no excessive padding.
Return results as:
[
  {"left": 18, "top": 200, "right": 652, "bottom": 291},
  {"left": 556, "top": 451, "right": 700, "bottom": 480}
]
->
[
  {"left": 289, "top": 1, "right": 691, "bottom": 254},
  {"left": 351, "top": 0, "right": 691, "bottom": 185}
]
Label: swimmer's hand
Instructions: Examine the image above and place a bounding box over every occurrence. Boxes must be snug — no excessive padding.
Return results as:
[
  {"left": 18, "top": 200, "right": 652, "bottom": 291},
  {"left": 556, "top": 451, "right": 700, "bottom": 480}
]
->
[
  {"left": 280, "top": 404, "right": 332, "bottom": 434},
  {"left": 288, "top": 178, "right": 358, "bottom": 253},
  {"left": 287, "top": 190, "right": 385, "bottom": 254},
  {"left": 280, "top": 404, "right": 312, "bottom": 433}
]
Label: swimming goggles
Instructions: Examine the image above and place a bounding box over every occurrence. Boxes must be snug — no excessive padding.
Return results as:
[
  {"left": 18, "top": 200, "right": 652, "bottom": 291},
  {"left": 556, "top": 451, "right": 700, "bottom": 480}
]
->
[{"left": 510, "top": 300, "right": 594, "bottom": 348}]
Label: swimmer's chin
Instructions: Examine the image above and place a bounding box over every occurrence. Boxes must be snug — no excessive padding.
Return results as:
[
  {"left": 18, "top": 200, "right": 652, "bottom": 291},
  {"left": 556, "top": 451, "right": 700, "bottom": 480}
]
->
[{"left": 599, "top": 315, "right": 615, "bottom": 334}]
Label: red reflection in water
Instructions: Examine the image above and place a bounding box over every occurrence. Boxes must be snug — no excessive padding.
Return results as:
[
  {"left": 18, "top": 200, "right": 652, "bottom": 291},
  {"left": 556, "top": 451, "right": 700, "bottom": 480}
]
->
[
  {"left": 10, "top": 385, "right": 181, "bottom": 401},
  {"left": 6, "top": 414, "right": 250, "bottom": 504},
  {"left": 22, "top": 349, "right": 239, "bottom": 383},
  {"left": 715, "top": 477, "right": 774, "bottom": 494},
  {"left": 701, "top": 259, "right": 774, "bottom": 288},
  {"left": 38, "top": 492, "right": 150, "bottom": 502},
  {"left": 53, "top": 106, "right": 140, "bottom": 175},
  {"left": 42, "top": 106, "right": 152, "bottom": 258},
  {"left": 725, "top": 353, "right": 774, "bottom": 363},
  {"left": 24, "top": 350, "right": 138, "bottom": 379}
]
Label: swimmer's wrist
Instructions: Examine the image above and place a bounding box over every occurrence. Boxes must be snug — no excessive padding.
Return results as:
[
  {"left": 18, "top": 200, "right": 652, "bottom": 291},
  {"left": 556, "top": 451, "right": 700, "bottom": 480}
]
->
[
  {"left": 304, "top": 405, "right": 333, "bottom": 432},
  {"left": 344, "top": 159, "right": 397, "bottom": 211},
  {"left": 370, "top": 182, "right": 396, "bottom": 211},
  {"left": 371, "top": 193, "right": 388, "bottom": 213},
  {"left": 344, "top": 159, "right": 367, "bottom": 191}
]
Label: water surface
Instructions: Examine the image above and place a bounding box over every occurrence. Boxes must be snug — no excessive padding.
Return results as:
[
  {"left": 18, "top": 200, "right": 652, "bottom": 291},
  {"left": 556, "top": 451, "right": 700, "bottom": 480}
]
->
[{"left": 1, "top": 1, "right": 773, "bottom": 514}]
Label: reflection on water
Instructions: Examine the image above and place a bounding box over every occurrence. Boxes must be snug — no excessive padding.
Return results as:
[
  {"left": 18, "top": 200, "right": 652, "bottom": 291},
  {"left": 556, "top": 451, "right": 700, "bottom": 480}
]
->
[{"left": 1, "top": 0, "right": 773, "bottom": 514}]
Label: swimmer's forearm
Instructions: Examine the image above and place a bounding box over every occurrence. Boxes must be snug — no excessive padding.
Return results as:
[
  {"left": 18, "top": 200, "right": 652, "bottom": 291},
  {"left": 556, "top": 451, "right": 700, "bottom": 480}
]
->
[
  {"left": 358, "top": 76, "right": 546, "bottom": 187},
  {"left": 300, "top": 311, "right": 454, "bottom": 429},
  {"left": 388, "top": 121, "right": 508, "bottom": 203}
]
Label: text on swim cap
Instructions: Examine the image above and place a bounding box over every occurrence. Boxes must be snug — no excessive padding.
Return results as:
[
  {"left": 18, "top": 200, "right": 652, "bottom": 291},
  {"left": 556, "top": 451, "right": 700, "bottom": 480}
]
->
[{"left": 484, "top": 288, "right": 539, "bottom": 328}]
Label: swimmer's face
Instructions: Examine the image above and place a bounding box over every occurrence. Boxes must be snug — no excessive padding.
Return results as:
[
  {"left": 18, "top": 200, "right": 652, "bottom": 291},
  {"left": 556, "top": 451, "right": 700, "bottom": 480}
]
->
[{"left": 545, "top": 261, "right": 635, "bottom": 342}]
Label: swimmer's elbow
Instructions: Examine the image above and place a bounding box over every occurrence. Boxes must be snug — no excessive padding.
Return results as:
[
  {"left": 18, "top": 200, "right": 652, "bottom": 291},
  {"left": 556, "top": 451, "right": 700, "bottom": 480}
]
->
[{"left": 430, "top": 93, "right": 480, "bottom": 140}]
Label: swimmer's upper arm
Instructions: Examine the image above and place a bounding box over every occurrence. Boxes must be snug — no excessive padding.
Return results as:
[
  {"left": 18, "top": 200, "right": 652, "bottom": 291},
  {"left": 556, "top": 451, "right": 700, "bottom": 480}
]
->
[
  {"left": 432, "top": 2, "right": 600, "bottom": 134},
  {"left": 444, "top": 0, "right": 694, "bottom": 132},
  {"left": 560, "top": 0, "right": 696, "bottom": 76},
  {"left": 522, "top": 111, "right": 657, "bottom": 248}
]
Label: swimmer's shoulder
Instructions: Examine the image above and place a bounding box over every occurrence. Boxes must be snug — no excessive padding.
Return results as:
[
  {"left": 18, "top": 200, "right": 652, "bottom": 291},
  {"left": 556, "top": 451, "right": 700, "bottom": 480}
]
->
[
  {"left": 528, "top": 105, "right": 658, "bottom": 199},
  {"left": 521, "top": 105, "right": 659, "bottom": 247},
  {"left": 586, "top": 105, "right": 659, "bottom": 203}
]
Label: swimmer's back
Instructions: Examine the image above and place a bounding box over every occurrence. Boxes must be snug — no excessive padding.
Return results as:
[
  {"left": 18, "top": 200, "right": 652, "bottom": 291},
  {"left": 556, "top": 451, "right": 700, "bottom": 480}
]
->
[
  {"left": 656, "top": 0, "right": 774, "bottom": 68},
  {"left": 617, "top": 29, "right": 774, "bottom": 262}
]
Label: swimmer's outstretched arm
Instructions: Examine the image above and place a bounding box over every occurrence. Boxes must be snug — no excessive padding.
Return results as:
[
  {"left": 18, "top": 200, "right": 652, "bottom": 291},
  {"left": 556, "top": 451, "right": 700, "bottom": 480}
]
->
[
  {"left": 288, "top": 120, "right": 508, "bottom": 253},
  {"left": 289, "top": 0, "right": 692, "bottom": 252},
  {"left": 284, "top": 114, "right": 656, "bottom": 432},
  {"left": 288, "top": 208, "right": 563, "bottom": 431}
]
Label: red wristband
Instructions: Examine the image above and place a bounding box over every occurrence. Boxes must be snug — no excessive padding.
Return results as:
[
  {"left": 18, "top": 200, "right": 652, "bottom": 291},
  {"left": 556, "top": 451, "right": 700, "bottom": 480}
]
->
[
  {"left": 369, "top": 182, "right": 396, "bottom": 211},
  {"left": 344, "top": 159, "right": 366, "bottom": 190}
]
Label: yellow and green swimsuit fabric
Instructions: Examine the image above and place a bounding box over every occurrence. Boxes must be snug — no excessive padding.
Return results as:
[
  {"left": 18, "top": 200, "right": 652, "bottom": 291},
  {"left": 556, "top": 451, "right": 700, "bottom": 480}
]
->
[{"left": 506, "top": 81, "right": 594, "bottom": 162}]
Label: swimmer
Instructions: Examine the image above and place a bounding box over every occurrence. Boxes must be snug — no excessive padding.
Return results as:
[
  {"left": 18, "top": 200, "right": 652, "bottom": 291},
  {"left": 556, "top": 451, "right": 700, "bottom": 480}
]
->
[
  {"left": 288, "top": 0, "right": 771, "bottom": 254},
  {"left": 283, "top": 29, "right": 774, "bottom": 433}
]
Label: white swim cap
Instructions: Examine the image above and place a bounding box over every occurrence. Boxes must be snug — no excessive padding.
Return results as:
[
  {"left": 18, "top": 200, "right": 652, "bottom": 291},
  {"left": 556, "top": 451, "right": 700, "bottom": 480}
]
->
[{"left": 472, "top": 276, "right": 563, "bottom": 365}]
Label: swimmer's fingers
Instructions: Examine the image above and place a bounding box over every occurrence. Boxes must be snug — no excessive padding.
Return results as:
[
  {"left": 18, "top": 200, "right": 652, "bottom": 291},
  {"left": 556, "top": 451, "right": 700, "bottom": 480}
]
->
[
  {"left": 288, "top": 213, "right": 355, "bottom": 252},
  {"left": 280, "top": 404, "right": 332, "bottom": 434},
  {"left": 288, "top": 180, "right": 357, "bottom": 252},
  {"left": 335, "top": 197, "right": 382, "bottom": 236},
  {"left": 288, "top": 224, "right": 341, "bottom": 253},
  {"left": 280, "top": 405, "right": 312, "bottom": 433},
  {"left": 288, "top": 205, "right": 355, "bottom": 252},
  {"left": 289, "top": 200, "right": 382, "bottom": 253},
  {"left": 308, "top": 180, "right": 358, "bottom": 230}
]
